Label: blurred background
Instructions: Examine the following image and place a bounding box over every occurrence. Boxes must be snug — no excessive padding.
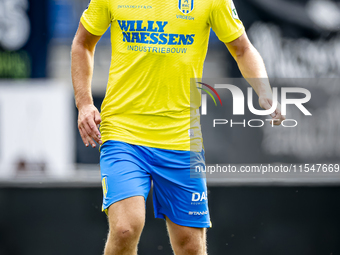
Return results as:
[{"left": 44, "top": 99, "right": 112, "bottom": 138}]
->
[{"left": 0, "top": 0, "right": 340, "bottom": 254}]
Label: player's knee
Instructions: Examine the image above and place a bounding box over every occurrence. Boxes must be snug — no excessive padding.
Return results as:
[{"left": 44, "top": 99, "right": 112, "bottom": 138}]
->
[
  {"left": 112, "top": 227, "right": 136, "bottom": 244},
  {"left": 109, "top": 219, "right": 144, "bottom": 244},
  {"left": 180, "top": 241, "right": 203, "bottom": 255},
  {"left": 176, "top": 236, "right": 204, "bottom": 255}
]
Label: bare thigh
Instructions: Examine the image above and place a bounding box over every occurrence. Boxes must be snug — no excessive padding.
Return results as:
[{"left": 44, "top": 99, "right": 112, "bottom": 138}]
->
[
  {"left": 166, "top": 216, "right": 207, "bottom": 255},
  {"left": 104, "top": 196, "right": 145, "bottom": 255}
]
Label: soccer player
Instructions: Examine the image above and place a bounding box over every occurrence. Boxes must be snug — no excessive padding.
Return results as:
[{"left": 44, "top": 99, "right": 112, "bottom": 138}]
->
[{"left": 71, "top": 0, "right": 285, "bottom": 254}]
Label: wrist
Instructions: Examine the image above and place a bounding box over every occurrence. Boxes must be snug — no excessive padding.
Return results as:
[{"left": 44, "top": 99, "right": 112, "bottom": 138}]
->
[
  {"left": 258, "top": 89, "right": 273, "bottom": 99},
  {"left": 76, "top": 101, "right": 94, "bottom": 110}
]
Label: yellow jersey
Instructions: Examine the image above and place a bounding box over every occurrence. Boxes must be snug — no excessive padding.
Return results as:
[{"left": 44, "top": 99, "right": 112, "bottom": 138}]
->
[{"left": 81, "top": 0, "right": 244, "bottom": 151}]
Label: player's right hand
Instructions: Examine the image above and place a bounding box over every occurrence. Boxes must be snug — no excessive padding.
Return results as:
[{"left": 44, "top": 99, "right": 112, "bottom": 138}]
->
[{"left": 77, "top": 104, "right": 102, "bottom": 148}]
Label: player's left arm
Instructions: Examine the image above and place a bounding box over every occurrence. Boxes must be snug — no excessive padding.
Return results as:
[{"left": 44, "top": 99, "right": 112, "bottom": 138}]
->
[{"left": 225, "top": 32, "right": 285, "bottom": 125}]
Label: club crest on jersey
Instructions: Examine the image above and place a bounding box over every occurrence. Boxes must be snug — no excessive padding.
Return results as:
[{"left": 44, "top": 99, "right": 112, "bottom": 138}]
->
[{"left": 178, "top": 0, "right": 194, "bottom": 14}]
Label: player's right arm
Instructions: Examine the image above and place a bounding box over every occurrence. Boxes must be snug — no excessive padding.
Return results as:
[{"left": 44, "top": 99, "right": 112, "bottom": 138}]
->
[
  {"left": 71, "top": 23, "right": 102, "bottom": 148},
  {"left": 71, "top": 0, "right": 111, "bottom": 148}
]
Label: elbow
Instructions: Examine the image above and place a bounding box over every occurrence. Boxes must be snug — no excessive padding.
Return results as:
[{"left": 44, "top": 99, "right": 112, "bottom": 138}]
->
[
  {"left": 235, "top": 45, "right": 252, "bottom": 59},
  {"left": 71, "top": 38, "right": 94, "bottom": 56},
  {"left": 71, "top": 33, "right": 95, "bottom": 54},
  {"left": 71, "top": 39, "right": 77, "bottom": 53},
  {"left": 71, "top": 36, "right": 82, "bottom": 54}
]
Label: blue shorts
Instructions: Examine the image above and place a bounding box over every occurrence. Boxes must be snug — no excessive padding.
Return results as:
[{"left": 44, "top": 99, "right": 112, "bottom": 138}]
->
[{"left": 100, "top": 140, "right": 211, "bottom": 228}]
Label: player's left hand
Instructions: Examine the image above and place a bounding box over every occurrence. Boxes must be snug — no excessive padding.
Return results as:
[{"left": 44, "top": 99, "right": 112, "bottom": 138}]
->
[{"left": 259, "top": 96, "right": 285, "bottom": 126}]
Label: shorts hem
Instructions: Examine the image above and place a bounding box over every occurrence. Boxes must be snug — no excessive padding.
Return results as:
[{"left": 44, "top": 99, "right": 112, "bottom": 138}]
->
[
  {"left": 155, "top": 212, "right": 211, "bottom": 228},
  {"left": 102, "top": 192, "right": 148, "bottom": 214}
]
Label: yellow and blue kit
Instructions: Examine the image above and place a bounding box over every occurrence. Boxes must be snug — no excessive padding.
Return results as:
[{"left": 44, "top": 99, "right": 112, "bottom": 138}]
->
[{"left": 81, "top": 0, "right": 244, "bottom": 227}]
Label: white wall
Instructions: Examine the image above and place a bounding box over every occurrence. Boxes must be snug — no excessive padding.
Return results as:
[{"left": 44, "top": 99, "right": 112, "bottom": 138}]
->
[{"left": 0, "top": 80, "right": 75, "bottom": 178}]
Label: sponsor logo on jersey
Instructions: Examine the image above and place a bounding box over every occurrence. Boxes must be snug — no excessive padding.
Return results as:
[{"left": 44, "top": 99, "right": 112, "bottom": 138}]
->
[
  {"left": 117, "top": 20, "right": 195, "bottom": 46},
  {"left": 178, "top": 0, "right": 194, "bottom": 14},
  {"left": 117, "top": 5, "right": 152, "bottom": 9},
  {"left": 176, "top": 14, "right": 195, "bottom": 21}
]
